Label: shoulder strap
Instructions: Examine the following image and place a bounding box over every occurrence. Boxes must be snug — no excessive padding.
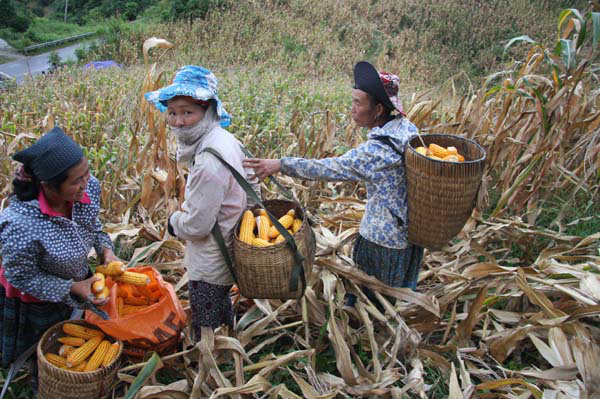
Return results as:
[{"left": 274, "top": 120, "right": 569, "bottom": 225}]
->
[
  {"left": 202, "top": 147, "right": 307, "bottom": 293},
  {"left": 240, "top": 145, "right": 316, "bottom": 227},
  {"left": 372, "top": 136, "right": 403, "bottom": 157},
  {"left": 239, "top": 145, "right": 297, "bottom": 202}
]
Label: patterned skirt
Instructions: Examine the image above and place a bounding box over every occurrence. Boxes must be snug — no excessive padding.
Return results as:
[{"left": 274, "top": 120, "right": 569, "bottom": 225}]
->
[
  {"left": 0, "top": 285, "right": 71, "bottom": 368},
  {"left": 188, "top": 280, "right": 234, "bottom": 342},
  {"left": 352, "top": 235, "right": 424, "bottom": 290}
]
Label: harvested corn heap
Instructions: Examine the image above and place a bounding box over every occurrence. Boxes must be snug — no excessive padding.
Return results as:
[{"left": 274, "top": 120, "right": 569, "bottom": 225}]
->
[
  {"left": 94, "top": 261, "right": 161, "bottom": 317},
  {"left": 238, "top": 208, "right": 303, "bottom": 247},
  {"left": 44, "top": 323, "right": 120, "bottom": 372},
  {"left": 415, "top": 143, "right": 466, "bottom": 162}
]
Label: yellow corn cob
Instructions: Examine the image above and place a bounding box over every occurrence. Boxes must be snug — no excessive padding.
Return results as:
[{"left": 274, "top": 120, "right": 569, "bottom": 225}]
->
[
  {"left": 69, "top": 360, "right": 88, "bottom": 372},
  {"left": 116, "top": 271, "right": 150, "bottom": 286},
  {"left": 274, "top": 234, "right": 286, "bottom": 244},
  {"left": 442, "top": 154, "right": 459, "bottom": 162},
  {"left": 122, "top": 304, "right": 147, "bottom": 315},
  {"left": 238, "top": 210, "right": 255, "bottom": 244},
  {"left": 96, "top": 261, "right": 126, "bottom": 276},
  {"left": 45, "top": 353, "right": 67, "bottom": 368},
  {"left": 428, "top": 143, "right": 449, "bottom": 158},
  {"left": 292, "top": 218, "right": 302, "bottom": 234},
  {"left": 57, "top": 336, "right": 86, "bottom": 347},
  {"left": 251, "top": 237, "right": 272, "bottom": 247},
  {"left": 117, "top": 284, "right": 131, "bottom": 298},
  {"left": 268, "top": 209, "right": 295, "bottom": 238},
  {"left": 124, "top": 295, "right": 149, "bottom": 306},
  {"left": 117, "top": 296, "right": 124, "bottom": 317},
  {"left": 102, "top": 342, "right": 120, "bottom": 367},
  {"left": 96, "top": 285, "right": 110, "bottom": 300},
  {"left": 84, "top": 340, "right": 111, "bottom": 372},
  {"left": 92, "top": 272, "right": 105, "bottom": 294},
  {"left": 63, "top": 323, "right": 105, "bottom": 340},
  {"left": 59, "top": 344, "right": 76, "bottom": 357},
  {"left": 457, "top": 154, "right": 465, "bottom": 162},
  {"left": 66, "top": 335, "right": 103, "bottom": 368},
  {"left": 415, "top": 146, "right": 427, "bottom": 156},
  {"left": 446, "top": 146, "right": 459, "bottom": 156},
  {"left": 257, "top": 211, "right": 271, "bottom": 241}
]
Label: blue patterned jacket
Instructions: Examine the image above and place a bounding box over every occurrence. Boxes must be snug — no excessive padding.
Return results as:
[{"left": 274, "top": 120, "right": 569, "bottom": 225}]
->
[
  {"left": 0, "top": 176, "right": 113, "bottom": 311},
  {"left": 281, "top": 116, "right": 417, "bottom": 249}
]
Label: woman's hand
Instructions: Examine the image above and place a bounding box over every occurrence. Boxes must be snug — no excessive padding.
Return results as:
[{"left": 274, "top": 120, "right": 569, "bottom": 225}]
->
[
  {"left": 70, "top": 275, "right": 109, "bottom": 306},
  {"left": 102, "top": 248, "right": 121, "bottom": 265},
  {"left": 242, "top": 158, "right": 281, "bottom": 181}
]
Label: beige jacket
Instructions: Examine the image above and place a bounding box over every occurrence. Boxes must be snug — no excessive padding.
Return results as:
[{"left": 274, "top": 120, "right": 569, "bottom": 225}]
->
[{"left": 170, "top": 124, "right": 249, "bottom": 285}]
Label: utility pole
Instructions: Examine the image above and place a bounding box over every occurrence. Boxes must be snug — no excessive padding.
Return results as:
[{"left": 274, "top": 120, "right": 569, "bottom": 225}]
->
[{"left": 64, "top": 0, "right": 68, "bottom": 23}]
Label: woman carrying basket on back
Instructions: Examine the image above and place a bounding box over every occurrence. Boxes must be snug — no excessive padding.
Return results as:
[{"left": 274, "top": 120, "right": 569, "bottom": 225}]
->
[
  {"left": 145, "top": 65, "right": 258, "bottom": 341},
  {"left": 244, "top": 61, "right": 424, "bottom": 303}
]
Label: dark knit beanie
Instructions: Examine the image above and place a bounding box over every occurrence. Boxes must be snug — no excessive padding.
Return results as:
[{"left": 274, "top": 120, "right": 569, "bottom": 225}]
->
[{"left": 12, "top": 127, "right": 84, "bottom": 181}]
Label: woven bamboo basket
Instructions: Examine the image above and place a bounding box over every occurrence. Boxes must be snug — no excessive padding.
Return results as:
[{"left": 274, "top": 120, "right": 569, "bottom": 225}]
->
[
  {"left": 232, "top": 199, "right": 315, "bottom": 299},
  {"left": 405, "top": 134, "right": 486, "bottom": 250},
  {"left": 37, "top": 319, "right": 123, "bottom": 399}
]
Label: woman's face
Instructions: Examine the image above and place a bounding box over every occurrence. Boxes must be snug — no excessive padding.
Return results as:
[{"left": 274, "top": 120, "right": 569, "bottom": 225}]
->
[
  {"left": 167, "top": 96, "right": 207, "bottom": 128},
  {"left": 351, "top": 89, "right": 379, "bottom": 128},
  {"left": 54, "top": 157, "right": 90, "bottom": 203}
]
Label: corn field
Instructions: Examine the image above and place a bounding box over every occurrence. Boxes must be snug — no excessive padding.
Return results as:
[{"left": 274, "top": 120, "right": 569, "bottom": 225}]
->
[{"left": 0, "top": 6, "right": 599, "bottom": 399}]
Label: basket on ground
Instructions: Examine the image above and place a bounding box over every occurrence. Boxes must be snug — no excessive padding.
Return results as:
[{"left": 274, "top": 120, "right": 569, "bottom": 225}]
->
[
  {"left": 37, "top": 319, "right": 123, "bottom": 399},
  {"left": 233, "top": 199, "right": 315, "bottom": 299},
  {"left": 405, "top": 134, "right": 486, "bottom": 250}
]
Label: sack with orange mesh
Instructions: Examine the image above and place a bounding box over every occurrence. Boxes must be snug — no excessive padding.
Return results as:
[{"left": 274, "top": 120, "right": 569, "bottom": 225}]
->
[{"left": 85, "top": 266, "right": 187, "bottom": 357}]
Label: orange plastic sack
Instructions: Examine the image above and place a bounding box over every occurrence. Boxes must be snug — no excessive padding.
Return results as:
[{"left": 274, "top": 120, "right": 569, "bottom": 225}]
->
[{"left": 85, "top": 266, "right": 187, "bottom": 353}]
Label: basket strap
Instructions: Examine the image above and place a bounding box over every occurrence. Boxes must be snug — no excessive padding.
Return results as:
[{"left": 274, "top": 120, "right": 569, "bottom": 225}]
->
[
  {"left": 373, "top": 136, "right": 404, "bottom": 158},
  {"left": 240, "top": 146, "right": 296, "bottom": 202},
  {"left": 241, "top": 145, "right": 317, "bottom": 228},
  {"left": 202, "top": 147, "right": 307, "bottom": 293},
  {"left": 211, "top": 222, "right": 238, "bottom": 285}
]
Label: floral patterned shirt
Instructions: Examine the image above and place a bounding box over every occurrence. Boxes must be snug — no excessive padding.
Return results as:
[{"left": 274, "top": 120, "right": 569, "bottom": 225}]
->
[
  {"left": 0, "top": 176, "right": 113, "bottom": 312},
  {"left": 281, "top": 116, "right": 417, "bottom": 249}
]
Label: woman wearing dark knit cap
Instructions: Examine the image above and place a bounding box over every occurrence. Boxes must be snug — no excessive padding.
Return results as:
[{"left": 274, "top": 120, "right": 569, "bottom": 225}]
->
[
  {"left": 244, "top": 61, "right": 424, "bottom": 304},
  {"left": 0, "top": 127, "right": 119, "bottom": 369}
]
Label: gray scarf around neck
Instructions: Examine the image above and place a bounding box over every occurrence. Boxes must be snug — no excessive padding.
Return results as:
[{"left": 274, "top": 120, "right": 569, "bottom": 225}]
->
[{"left": 170, "top": 105, "right": 220, "bottom": 163}]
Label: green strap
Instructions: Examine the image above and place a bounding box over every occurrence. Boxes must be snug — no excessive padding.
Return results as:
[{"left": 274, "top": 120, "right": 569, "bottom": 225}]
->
[
  {"left": 203, "top": 147, "right": 306, "bottom": 293},
  {"left": 239, "top": 146, "right": 297, "bottom": 202},
  {"left": 240, "top": 145, "right": 316, "bottom": 227},
  {"left": 211, "top": 222, "right": 238, "bottom": 285}
]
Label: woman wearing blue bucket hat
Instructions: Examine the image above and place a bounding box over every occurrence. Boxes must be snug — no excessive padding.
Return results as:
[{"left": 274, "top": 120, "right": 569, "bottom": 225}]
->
[
  {"left": 244, "top": 61, "right": 424, "bottom": 307},
  {"left": 145, "top": 65, "right": 256, "bottom": 340}
]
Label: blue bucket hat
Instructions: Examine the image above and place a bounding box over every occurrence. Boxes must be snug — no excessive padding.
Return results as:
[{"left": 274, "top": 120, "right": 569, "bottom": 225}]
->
[{"left": 144, "top": 65, "right": 231, "bottom": 127}]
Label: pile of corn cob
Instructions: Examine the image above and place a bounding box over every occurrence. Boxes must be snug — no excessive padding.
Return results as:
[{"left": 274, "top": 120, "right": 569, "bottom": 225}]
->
[
  {"left": 44, "top": 323, "right": 120, "bottom": 372},
  {"left": 238, "top": 208, "right": 303, "bottom": 247},
  {"left": 415, "top": 143, "right": 466, "bottom": 162},
  {"left": 94, "top": 262, "right": 162, "bottom": 316}
]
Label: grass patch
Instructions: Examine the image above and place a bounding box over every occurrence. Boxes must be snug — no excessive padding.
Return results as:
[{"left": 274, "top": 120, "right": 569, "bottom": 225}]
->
[
  {"left": 0, "top": 367, "right": 36, "bottom": 399},
  {"left": 0, "top": 55, "right": 17, "bottom": 64},
  {"left": 0, "top": 17, "right": 99, "bottom": 50},
  {"left": 535, "top": 190, "right": 600, "bottom": 237}
]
